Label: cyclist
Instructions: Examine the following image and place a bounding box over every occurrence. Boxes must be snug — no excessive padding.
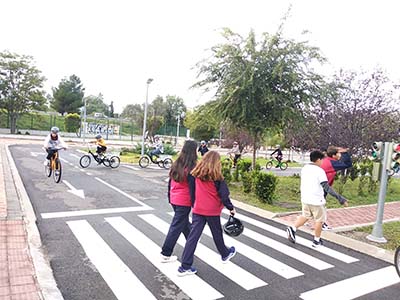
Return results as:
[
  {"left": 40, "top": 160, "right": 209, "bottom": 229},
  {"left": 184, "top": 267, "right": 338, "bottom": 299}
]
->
[
  {"left": 43, "top": 127, "right": 67, "bottom": 166},
  {"left": 149, "top": 135, "right": 164, "bottom": 160},
  {"left": 198, "top": 140, "right": 209, "bottom": 156},
  {"left": 271, "top": 145, "right": 283, "bottom": 168},
  {"left": 90, "top": 134, "right": 107, "bottom": 159},
  {"left": 227, "top": 141, "right": 241, "bottom": 167}
]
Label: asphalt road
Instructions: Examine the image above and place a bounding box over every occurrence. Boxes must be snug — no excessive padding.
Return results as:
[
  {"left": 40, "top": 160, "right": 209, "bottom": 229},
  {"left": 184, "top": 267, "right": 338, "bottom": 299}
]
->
[{"left": 10, "top": 144, "right": 400, "bottom": 300}]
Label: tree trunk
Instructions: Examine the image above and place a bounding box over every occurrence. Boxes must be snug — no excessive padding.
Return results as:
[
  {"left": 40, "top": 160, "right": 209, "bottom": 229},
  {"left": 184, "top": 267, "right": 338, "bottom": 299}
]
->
[
  {"left": 252, "top": 132, "right": 258, "bottom": 169},
  {"left": 10, "top": 114, "right": 17, "bottom": 134}
]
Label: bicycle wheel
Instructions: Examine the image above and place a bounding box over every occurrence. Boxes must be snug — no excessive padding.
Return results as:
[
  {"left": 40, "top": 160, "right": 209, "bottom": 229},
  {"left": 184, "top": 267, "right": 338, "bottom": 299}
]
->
[
  {"left": 102, "top": 158, "right": 111, "bottom": 167},
  {"left": 395, "top": 246, "right": 400, "bottom": 277},
  {"left": 222, "top": 158, "right": 233, "bottom": 169},
  {"left": 139, "top": 156, "right": 150, "bottom": 168},
  {"left": 109, "top": 156, "right": 120, "bottom": 168},
  {"left": 265, "top": 161, "right": 273, "bottom": 169},
  {"left": 53, "top": 159, "right": 62, "bottom": 183},
  {"left": 79, "top": 155, "right": 91, "bottom": 168},
  {"left": 279, "top": 162, "right": 288, "bottom": 171},
  {"left": 45, "top": 163, "right": 52, "bottom": 177},
  {"left": 163, "top": 158, "right": 173, "bottom": 169},
  {"left": 157, "top": 160, "right": 164, "bottom": 168}
]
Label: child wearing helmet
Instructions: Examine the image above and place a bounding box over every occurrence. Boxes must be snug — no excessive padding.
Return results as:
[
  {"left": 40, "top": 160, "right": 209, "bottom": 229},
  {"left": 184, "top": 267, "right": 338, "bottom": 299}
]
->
[
  {"left": 198, "top": 140, "right": 209, "bottom": 156},
  {"left": 91, "top": 134, "right": 107, "bottom": 158},
  {"left": 43, "top": 127, "right": 67, "bottom": 166},
  {"left": 227, "top": 141, "right": 241, "bottom": 167},
  {"left": 271, "top": 144, "right": 283, "bottom": 167},
  {"left": 178, "top": 151, "right": 236, "bottom": 276},
  {"left": 149, "top": 135, "right": 164, "bottom": 158}
]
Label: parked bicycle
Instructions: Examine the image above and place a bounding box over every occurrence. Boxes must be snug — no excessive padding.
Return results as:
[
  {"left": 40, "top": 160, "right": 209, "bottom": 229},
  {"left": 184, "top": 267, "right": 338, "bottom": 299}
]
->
[
  {"left": 265, "top": 156, "right": 288, "bottom": 170},
  {"left": 395, "top": 246, "right": 400, "bottom": 277},
  {"left": 79, "top": 144, "right": 120, "bottom": 169},
  {"left": 45, "top": 147, "right": 65, "bottom": 183},
  {"left": 139, "top": 151, "right": 172, "bottom": 169}
]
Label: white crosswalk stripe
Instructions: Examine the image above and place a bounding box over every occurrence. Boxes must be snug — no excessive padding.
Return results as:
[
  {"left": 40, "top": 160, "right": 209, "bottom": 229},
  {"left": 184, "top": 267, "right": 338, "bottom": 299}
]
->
[
  {"left": 222, "top": 211, "right": 359, "bottom": 263},
  {"left": 106, "top": 216, "right": 224, "bottom": 300},
  {"left": 67, "top": 220, "right": 157, "bottom": 300},
  {"left": 139, "top": 213, "right": 267, "bottom": 290},
  {"left": 219, "top": 216, "right": 334, "bottom": 270}
]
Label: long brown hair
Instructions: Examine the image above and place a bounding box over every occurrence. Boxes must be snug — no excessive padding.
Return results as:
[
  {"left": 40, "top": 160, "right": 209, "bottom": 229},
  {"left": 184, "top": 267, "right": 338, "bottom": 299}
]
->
[
  {"left": 169, "top": 140, "right": 198, "bottom": 182},
  {"left": 191, "top": 151, "right": 223, "bottom": 181}
]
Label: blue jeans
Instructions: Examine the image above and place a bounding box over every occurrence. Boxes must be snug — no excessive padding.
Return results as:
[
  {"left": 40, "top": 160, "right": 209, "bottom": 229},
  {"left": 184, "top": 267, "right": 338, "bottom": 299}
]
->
[
  {"left": 161, "top": 205, "right": 191, "bottom": 257},
  {"left": 181, "top": 213, "right": 229, "bottom": 269}
]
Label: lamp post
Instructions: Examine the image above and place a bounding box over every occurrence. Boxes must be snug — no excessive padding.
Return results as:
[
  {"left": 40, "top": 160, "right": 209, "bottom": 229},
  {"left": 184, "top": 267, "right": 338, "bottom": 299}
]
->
[
  {"left": 176, "top": 111, "right": 185, "bottom": 147},
  {"left": 141, "top": 78, "right": 153, "bottom": 156},
  {"left": 82, "top": 98, "right": 87, "bottom": 143}
]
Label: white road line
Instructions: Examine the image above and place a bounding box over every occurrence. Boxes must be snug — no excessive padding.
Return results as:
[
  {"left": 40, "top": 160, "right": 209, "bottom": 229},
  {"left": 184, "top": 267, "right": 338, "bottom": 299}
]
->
[
  {"left": 219, "top": 216, "right": 334, "bottom": 271},
  {"left": 86, "top": 172, "right": 93, "bottom": 176},
  {"left": 223, "top": 211, "right": 359, "bottom": 264},
  {"left": 76, "top": 149, "right": 87, "bottom": 154},
  {"left": 60, "top": 157, "right": 69, "bottom": 164},
  {"left": 300, "top": 266, "right": 400, "bottom": 300},
  {"left": 95, "top": 177, "right": 151, "bottom": 208},
  {"left": 122, "top": 165, "right": 141, "bottom": 171},
  {"left": 178, "top": 213, "right": 303, "bottom": 279},
  {"left": 41, "top": 206, "right": 153, "bottom": 219},
  {"left": 106, "top": 217, "right": 224, "bottom": 300},
  {"left": 69, "top": 153, "right": 81, "bottom": 159},
  {"left": 139, "top": 214, "right": 267, "bottom": 290},
  {"left": 67, "top": 220, "right": 156, "bottom": 300}
]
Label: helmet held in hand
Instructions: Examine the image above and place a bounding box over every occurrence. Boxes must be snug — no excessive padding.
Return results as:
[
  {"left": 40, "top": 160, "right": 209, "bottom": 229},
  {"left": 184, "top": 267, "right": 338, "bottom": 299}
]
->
[{"left": 223, "top": 215, "right": 244, "bottom": 237}]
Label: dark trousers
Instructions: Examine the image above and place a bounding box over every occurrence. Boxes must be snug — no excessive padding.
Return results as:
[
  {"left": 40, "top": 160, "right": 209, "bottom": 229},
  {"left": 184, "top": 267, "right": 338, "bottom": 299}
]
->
[
  {"left": 96, "top": 146, "right": 107, "bottom": 155},
  {"left": 161, "top": 205, "right": 191, "bottom": 257},
  {"left": 46, "top": 149, "right": 57, "bottom": 160},
  {"left": 181, "top": 213, "right": 229, "bottom": 269},
  {"left": 233, "top": 154, "right": 241, "bottom": 166}
]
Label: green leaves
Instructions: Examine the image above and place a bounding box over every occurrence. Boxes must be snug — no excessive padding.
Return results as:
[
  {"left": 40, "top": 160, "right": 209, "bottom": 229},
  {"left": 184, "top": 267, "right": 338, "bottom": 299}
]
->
[{"left": 51, "top": 74, "right": 85, "bottom": 115}]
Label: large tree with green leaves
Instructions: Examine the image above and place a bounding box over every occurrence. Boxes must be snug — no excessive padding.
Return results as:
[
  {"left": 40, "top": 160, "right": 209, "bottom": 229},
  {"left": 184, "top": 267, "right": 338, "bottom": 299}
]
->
[
  {"left": 193, "top": 27, "right": 326, "bottom": 166},
  {"left": 0, "top": 51, "right": 47, "bottom": 133},
  {"left": 184, "top": 104, "right": 219, "bottom": 141},
  {"left": 84, "top": 93, "right": 109, "bottom": 115},
  {"left": 51, "top": 74, "right": 85, "bottom": 115},
  {"left": 164, "top": 95, "right": 186, "bottom": 126}
]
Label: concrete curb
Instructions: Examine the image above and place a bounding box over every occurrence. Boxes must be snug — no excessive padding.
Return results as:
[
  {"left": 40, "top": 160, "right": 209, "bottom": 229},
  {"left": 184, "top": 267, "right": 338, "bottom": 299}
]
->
[
  {"left": 231, "top": 199, "right": 395, "bottom": 264},
  {"left": 6, "top": 145, "right": 64, "bottom": 300}
]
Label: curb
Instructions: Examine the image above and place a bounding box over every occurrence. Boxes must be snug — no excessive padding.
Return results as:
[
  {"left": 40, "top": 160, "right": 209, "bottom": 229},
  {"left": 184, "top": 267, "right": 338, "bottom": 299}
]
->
[
  {"left": 231, "top": 199, "right": 395, "bottom": 264},
  {"left": 6, "top": 145, "right": 64, "bottom": 300}
]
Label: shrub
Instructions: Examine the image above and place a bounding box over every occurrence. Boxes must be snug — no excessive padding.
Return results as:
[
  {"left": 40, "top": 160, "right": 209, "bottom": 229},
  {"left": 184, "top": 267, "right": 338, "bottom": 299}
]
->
[
  {"left": 163, "top": 144, "right": 177, "bottom": 155},
  {"left": 241, "top": 172, "right": 253, "bottom": 193},
  {"left": 238, "top": 159, "right": 252, "bottom": 173},
  {"left": 222, "top": 167, "right": 232, "bottom": 184},
  {"left": 254, "top": 172, "right": 278, "bottom": 204},
  {"left": 64, "top": 113, "right": 81, "bottom": 133}
]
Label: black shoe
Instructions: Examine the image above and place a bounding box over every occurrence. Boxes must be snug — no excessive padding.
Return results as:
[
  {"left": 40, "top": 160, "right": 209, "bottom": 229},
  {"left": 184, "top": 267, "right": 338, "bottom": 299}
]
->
[
  {"left": 312, "top": 239, "right": 323, "bottom": 248},
  {"left": 286, "top": 226, "right": 296, "bottom": 243},
  {"left": 322, "top": 222, "right": 332, "bottom": 231}
]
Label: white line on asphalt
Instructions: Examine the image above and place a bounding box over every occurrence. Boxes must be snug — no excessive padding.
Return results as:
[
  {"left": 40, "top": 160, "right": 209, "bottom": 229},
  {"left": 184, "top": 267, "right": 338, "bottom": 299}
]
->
[
  {"left": 122, "top": 165, "right": 141, "bottom": 171},
  {"left": 219, "top": 216, "right": 334, "bottom": 271},
  {"left": 106, "top": 217, "right": 224, "bottom": 300},
  {"left": 300, "top": 266, "right": 400, "bottom": 300},
  {"left": 41, "top": 206, "right": 153, "bottom": 219},
  {"left": 178, "top": 213, "right": 303, "bottom": 279},
  {"left": 67, "top": 220, "right": 157, "bottom": 300},
  {"left": 69, "top": 153, "right": 81, "bottom": 159},
  {"left": 60, "top": 157, "right": 69, "bottom": 164},
  {"left": 139, "top": 214, "right": 267, "bottom": 290},
  {"left": 222, "top": 211, "right": 359, "bottom": 264},
  {"left": 95, "top": 177, "right": 151, "bottom": 208},
  {"left": 86, "top": 172, "right": 93, "bottom": 176},
  {"left": 76, "top": 149, "right": 86, "bottom": 154}
]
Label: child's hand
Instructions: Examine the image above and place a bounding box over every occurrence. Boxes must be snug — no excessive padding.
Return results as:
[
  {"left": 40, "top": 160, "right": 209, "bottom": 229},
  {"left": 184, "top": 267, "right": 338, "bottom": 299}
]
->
[{"left": 230, "top": 208, "right": 236, "bottom": 216}]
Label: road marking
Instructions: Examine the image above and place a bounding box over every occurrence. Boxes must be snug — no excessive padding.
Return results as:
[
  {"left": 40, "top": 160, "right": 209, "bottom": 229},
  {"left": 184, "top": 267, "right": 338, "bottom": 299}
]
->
[
  {"left": 67, "top": 220, "right": 156, "bottom": 300},
  {"left": 62, "top": 180, "right": 85, "bottom": 199},
  {"left": 76, "top": 149, "right": 87, "bottom": 154},
  {"left": 59, "top": 157, "right": 69, "bottom": 164},
  {"left": 30, "top": 151, "right": 44, "bottom": 157},
  {"left": 139, "top": 214, "right": 267, "bottom": 290},
  {"left": 41, "top": 206, "right": 153, "bottom": 219},
  {"left": 223, "top": 211, "right": 359, "bottom": 263},
  {"left": 122, "top": 165, "right": 141, "bottom": 171},
  {"left": 106, "top": 217, "right": 224, "bottom": 300},
  {"left": 69, "top": 153, "right": 81, "bottom": 159},
  {"left": 219, "top": 216, "right": 334, "bottom": 271},
  {"left": 179, "top": 213, "right": 303, "bottom": 279},
  {"left": 300, "top": 266, "right": 400, "bottom": 300},
  {"left": 95, "top": 177, "right": 151, "bottom": 208}
]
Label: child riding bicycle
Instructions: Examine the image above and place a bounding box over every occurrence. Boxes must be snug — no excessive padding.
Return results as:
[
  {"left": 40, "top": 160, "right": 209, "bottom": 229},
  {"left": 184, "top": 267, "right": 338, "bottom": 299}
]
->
[
  {"left": 90, "top": 134, "right": 107, "bottom": 159},
  {"left": 43, "top": 126, "right": 67, "bottom": 166},
  {"left": 227, "top": 141, "right": 241, "bottom": 167},
  {"left": 270, "top": 145, "right": 283, "bottom": 168},
  {"left": 149, "top": 135, "right": 164, "bottom": 160}
]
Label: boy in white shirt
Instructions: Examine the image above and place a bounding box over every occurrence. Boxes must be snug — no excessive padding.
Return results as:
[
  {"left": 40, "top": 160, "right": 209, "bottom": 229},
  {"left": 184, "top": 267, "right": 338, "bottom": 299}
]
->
[{"left": 286, "top": 150, "right": 348, "bottom": 247}]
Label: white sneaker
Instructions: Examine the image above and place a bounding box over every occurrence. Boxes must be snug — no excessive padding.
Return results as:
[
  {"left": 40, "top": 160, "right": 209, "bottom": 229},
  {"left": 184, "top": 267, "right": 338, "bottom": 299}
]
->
[
  {"left": 43, "top": 160, "right": 49, "bottom": 166},
  {"left": 160, "top": 254, "right": 177, "bottom": 263}
]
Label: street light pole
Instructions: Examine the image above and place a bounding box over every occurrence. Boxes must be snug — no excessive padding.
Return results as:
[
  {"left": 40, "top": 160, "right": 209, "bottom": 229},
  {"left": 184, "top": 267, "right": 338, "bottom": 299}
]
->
[
  {"left": 141, "top": 78, "right": 153, "bottom": 156},
  {"left": 83, "top": 98, "right": 87, "bottom": 143}
]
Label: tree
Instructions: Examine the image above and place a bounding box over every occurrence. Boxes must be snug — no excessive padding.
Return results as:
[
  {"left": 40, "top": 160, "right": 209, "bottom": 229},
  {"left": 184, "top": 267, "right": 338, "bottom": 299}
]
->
[
  {"left": 84, "top": 93, "right": 109, "bottom": 115},
  {"left": 193, "top": 27, "right": 326, "bottom": 167},
  {"left": 164, "top": 95, "right": 186, "bottom": 126},
  {"left": 0, "top": 51, "right": 47, "bottom": 133},
  {"left": 64, "top": 113, "right": 81, "bottom": 133},
  {"left": 108, "top": 101, "right": 114, "bottom": 117},
  {"left": 51, "top": 74, "right": 84, "bottom": 115},
  {"left": 184, "top": 105, "right": 219, "bottom": 141}
]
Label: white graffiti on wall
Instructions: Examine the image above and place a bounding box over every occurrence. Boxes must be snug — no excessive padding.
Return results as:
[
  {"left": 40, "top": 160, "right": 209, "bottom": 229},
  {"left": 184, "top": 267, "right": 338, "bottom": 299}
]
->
[{"left": 82, "top": 122, "right": 120, "bottom": 135}]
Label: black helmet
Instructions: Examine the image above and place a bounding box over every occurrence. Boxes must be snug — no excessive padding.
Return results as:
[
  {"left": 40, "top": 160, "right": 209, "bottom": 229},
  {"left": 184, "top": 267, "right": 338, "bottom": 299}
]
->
[
  {"left": 223, "top": 215, "right": 244, "bottom": 237},
  {"left": 95, "top": 134, "right": 102, "bottom": 139}
]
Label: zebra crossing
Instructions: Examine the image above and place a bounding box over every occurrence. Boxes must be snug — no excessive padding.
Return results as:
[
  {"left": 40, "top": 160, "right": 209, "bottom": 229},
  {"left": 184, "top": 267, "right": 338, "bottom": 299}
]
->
[{"left": 66, "top": 211, "right": 400, "bottom": 300}]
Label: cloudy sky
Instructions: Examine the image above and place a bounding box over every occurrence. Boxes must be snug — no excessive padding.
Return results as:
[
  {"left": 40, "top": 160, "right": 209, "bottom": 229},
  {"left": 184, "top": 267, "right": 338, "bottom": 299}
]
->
[{"left": 2, "top": 0, "right": 400, "bottom": 112}]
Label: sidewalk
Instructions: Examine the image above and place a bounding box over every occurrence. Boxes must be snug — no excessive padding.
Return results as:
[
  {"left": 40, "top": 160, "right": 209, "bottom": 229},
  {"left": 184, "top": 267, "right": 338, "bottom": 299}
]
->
[{"left": 0, "top": 136, "right": 398, "bottom": 299}]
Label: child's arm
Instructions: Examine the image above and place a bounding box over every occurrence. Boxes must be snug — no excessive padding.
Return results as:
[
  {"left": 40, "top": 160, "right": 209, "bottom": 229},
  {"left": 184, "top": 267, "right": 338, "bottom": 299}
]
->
[
  {"left": 320, "top": 181, "right": 348, "bottom": 206},
  {"left": 214, "top": 180, "right": 234, "bottom": 211},
  {"left": 187, "top": 174, "right": 196, "bottom": 206}
]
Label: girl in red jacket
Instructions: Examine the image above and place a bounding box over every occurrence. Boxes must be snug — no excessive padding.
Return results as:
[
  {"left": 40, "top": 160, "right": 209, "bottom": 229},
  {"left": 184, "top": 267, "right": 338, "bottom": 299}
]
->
[
  {"left": 160, "top": 140, "right": 198, "bottom": 262},
  {"left": 178, "top": 151, "right": 236, "bottom": 276}
]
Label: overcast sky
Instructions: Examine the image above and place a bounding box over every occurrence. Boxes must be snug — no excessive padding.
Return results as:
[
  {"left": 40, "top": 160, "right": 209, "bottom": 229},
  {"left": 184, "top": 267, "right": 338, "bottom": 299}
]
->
[{"left": 2, "top": 0, "right": 400, "bottom": 113}]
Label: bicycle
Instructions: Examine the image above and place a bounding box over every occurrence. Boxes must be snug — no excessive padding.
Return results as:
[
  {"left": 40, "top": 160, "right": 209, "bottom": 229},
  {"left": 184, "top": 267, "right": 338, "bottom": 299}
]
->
[
  {"left": 139, "top": 150, "right": 173, "bottom": 169},
  {"left": 44, "top": 147, "right": 65, "bottom": 183},
  {"left": 79, "top": 144, "right": 120, "bottom": 169},
  {"left": 265, "top": 156, "right": 288, "bottom": 170},
  {"left": 222, "top": 153, "right": 242, "bottom": 169},
  {"left": 395, "top": 246, "right": 400, "bottom": 277}
]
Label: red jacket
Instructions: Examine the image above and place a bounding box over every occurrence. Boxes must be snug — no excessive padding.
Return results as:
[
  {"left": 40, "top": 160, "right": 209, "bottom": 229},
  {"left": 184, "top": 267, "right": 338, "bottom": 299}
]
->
[
  {"left": 193, "top": 179, "right": 233, "bottom": 216},
  {"left": 168, "top": 177, "right": 192, "bottom": 207},
  {"left": 320, "top": 152, "right": 352, "bottom": 186}
]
